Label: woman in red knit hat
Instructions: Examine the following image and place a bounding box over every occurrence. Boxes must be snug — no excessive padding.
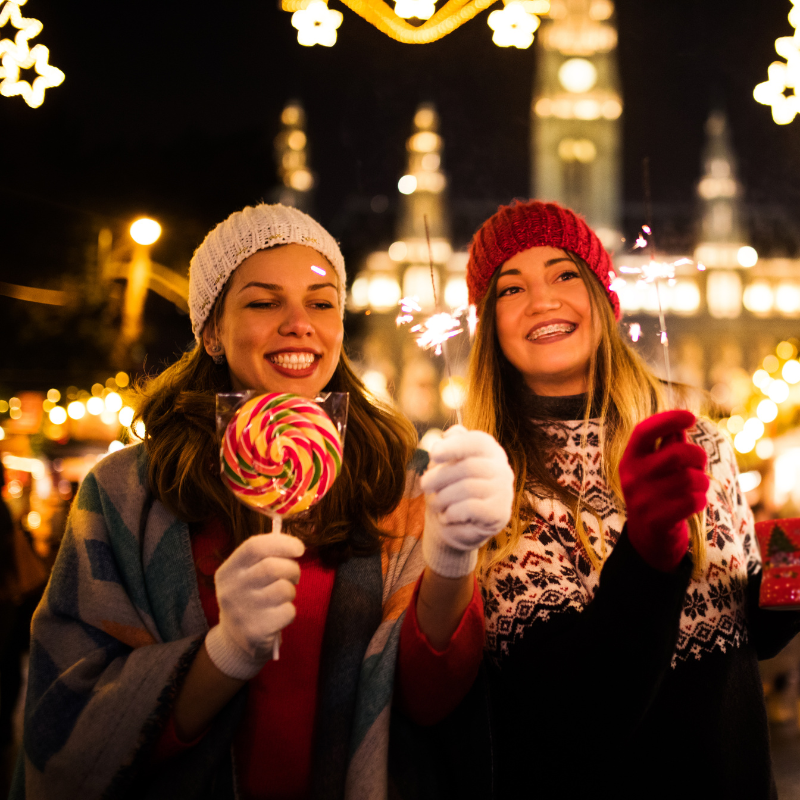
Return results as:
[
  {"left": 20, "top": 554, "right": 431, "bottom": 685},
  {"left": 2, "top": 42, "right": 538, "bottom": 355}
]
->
[{"left": 463, "top": 199, "right": 800, "bottom": 799}]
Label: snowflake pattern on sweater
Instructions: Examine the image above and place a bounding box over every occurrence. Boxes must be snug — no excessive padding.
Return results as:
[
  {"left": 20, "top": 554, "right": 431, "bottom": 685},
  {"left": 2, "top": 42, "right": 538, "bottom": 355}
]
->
[{"left": 482, "top": 418, "right": 760, "bottom": 668}]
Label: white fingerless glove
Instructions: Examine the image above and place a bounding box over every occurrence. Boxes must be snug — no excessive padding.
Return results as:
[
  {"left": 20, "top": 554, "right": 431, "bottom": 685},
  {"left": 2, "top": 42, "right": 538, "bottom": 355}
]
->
[
  {"left": 204, "top": 532, "right": 304, "bottom": 680},
  {"left": 419, "top": 425, "right": 515, "bottom": 578}
]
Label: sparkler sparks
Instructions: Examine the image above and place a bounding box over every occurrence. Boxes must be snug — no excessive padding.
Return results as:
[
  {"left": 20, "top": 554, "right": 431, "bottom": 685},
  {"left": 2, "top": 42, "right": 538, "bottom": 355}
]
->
[
  {"left": 466, "top": 304, "right": 478, "bottom": 338},
  {"left": 410, "top": 312, "right": 463, "bottom": 355},
  {"left": 611, "top": 224, "right": 707, "bottom": 395},
  {"left": 396, "top": 298, "right": 477, "bottom": 356}
]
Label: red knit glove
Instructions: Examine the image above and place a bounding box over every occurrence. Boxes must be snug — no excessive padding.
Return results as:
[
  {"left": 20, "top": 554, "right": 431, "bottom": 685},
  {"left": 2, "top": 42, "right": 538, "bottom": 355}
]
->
[{"left": 619, "top": 410, "right": 710, "bottom": 573}]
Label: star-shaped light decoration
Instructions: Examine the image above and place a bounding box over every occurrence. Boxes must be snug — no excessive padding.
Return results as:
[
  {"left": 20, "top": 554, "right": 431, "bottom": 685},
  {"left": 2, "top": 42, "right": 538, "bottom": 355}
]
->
[
  {"left": 754, "top": 60, "right": 800, "bottom": 124},
  {"left": 394, "top": 0, "right": 435, "bottom": 20},
  {"left": 487, "top": 1, "right": 540, "bottom": 49},
  {"left": 291, "top": 0, "right": 343, "bottom": 47},
  {"left": 0, "top": 0, "right": 42, "bottom": 61},
  {"left": 0, "top": 42, "right": 64, "bottom": 108},
  {"left": 754, "top": 2, "right": 800, "bottom": 124}
]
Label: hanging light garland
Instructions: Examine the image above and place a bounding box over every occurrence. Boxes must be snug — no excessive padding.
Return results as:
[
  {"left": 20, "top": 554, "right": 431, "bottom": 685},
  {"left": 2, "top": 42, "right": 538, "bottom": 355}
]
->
[
  {"left": 282, "top": 0, "right": 550, "bottom": 46},
  {"left": 0, "top": 371, "right": 146, "bottom": 450},
  {"left": 0, "top": 0, "right": 64, "bottom": 108},
  {"left": 754, "top": 0, "right": 800, "bottom": 124}
]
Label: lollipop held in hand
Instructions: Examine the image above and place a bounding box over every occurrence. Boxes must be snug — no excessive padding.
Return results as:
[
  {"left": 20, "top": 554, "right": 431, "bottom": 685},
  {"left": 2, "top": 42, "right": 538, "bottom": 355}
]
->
[{"left": 222, "top": 393, "right": 343, "bottom": 517}]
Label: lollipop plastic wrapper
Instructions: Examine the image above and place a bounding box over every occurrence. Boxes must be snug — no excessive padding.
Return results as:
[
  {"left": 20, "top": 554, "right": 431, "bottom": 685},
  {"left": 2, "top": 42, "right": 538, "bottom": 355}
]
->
[{"left": 217, "top": 391, "right": 348, "bottom": 658}]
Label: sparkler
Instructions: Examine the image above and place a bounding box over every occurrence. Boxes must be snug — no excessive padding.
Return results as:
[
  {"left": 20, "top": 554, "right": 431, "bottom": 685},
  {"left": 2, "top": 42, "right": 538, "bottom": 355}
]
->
[
  {"left": 612, "top": 225, "right": 706, "bottom": 395},
  {"left": 395, "top": 216, "right": 477, "bottom": 424}
]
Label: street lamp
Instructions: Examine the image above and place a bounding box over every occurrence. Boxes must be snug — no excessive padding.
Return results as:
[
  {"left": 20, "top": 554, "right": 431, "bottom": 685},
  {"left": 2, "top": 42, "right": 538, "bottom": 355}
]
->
[
  {"left": 114, "top": 217, "right": 161, "bottom": 367},
  {"left": 130, "top": 218, "right": 161, "bottom": 245}
]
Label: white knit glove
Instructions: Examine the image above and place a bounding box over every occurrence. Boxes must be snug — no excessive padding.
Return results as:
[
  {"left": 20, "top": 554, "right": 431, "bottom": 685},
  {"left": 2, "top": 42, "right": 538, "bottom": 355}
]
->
[
  {"left": 204, "top": 533, "right": 304, "bottom": 680},
  {"left": 420, "top": 425, "right": 515, "bottom": 578}
]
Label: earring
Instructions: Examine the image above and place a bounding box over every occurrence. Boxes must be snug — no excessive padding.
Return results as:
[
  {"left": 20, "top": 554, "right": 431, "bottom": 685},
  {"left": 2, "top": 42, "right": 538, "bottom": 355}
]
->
[{"left": 209, "top": 343, "right": 226, "bottom": 365}]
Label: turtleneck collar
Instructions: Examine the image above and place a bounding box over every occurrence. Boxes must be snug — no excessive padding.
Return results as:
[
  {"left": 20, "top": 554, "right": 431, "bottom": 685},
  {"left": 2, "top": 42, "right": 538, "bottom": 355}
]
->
[{"left": 522, "top": 390, "right": 598, "bottom": 421}]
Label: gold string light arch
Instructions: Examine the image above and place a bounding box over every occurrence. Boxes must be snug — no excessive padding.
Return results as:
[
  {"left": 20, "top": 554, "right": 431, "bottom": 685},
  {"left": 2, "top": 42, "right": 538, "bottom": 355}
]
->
[{"left": 284, "top": 0, "right": 553, "bottom": 48}]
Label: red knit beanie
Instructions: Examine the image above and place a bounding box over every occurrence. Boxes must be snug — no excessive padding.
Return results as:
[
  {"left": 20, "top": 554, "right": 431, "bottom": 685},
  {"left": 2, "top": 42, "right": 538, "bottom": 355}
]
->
[{"left": 466, "top": 199, "right": 621, "bottom": 321}]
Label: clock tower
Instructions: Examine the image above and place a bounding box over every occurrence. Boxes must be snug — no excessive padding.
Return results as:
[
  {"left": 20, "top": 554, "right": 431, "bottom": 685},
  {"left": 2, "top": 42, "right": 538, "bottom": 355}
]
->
[{"left": 531, "top": 0, "right": 622, "bottom": 249}]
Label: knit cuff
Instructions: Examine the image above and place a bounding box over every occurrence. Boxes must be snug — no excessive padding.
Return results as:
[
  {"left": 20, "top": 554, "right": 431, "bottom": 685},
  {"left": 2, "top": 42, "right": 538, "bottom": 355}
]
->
[
  {"left": 422, "top": 527, "right": 478, "bottom": 578},
  {"left": 204, "top": 624, "right": 265, "bottom": 681}
]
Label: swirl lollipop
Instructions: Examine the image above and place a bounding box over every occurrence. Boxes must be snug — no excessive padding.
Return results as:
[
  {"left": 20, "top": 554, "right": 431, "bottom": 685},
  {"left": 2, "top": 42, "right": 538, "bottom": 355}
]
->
[
  {"left": 221, "top": 392, "right": 344, "bottom": 657},
  {"left": 222, "top": 392, "right": 343, "bottom": 519}
]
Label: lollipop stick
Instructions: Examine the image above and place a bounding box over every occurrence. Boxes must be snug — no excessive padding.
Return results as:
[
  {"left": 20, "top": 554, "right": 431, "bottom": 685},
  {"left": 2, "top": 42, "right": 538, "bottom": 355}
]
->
[{"left": 268, "top": 515, "right": 283, "bottom": 660}]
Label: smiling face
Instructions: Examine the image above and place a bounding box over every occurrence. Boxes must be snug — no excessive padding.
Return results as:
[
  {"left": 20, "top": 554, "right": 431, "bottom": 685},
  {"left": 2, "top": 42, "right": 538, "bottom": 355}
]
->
[
  {"left": 203, "top": 243, "right": 343, "bottom": 398},
  {"left": 494, "top": 245, "right": 599, "bottom": 396}
]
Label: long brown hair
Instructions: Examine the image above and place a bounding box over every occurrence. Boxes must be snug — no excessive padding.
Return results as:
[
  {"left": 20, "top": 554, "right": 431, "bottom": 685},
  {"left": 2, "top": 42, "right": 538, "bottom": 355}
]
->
[
  {"left": 465, "top": 253, "right": 706, "bottom": 578},
  {"left": 132, "top": 296, "right": 417, "bottom": 564}
]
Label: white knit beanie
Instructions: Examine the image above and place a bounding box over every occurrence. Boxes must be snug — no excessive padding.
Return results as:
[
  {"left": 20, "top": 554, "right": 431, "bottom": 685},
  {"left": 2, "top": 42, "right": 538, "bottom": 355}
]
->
[{"left": 189, "top": 203, "right": 347, "bottom": 341}]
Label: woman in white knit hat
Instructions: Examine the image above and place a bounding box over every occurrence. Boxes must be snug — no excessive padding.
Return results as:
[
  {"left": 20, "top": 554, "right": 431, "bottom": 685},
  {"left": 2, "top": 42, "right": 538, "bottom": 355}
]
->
[{"left": 14, "top": 204, "right": 514, "bottom": 799}]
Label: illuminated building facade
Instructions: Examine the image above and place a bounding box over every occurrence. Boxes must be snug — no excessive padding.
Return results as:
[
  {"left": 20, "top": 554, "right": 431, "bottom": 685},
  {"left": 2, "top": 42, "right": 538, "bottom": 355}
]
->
[
  {"left": 273, "top": 100, "right": 315, "bottom": 212},
  {"left": 531, "top": 0, "right": 622, "bottom": 247},
  {"left": 348, "top": 103, "right": 468, "bottom": 430}
]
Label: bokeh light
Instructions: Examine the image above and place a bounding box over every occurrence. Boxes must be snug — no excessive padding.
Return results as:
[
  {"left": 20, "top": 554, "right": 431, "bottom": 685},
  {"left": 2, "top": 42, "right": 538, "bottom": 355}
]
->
[{"left": 130, "top": 218, "right": 161, "bottom": 245}]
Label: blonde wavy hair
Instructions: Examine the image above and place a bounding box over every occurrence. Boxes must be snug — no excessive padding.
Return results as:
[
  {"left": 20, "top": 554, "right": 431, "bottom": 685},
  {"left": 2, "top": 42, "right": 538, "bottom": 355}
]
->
[{"left": 464, "top": 253, "right": 706, "bottom": 579}]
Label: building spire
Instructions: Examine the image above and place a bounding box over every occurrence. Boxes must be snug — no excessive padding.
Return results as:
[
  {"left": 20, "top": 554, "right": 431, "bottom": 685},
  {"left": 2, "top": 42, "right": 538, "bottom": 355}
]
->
[
  {"left": 396, "top": 103, "right": 450, "bottom": 246},
  {"left": 695, "top": 110, "right": 746, "bottom": 262},
  {"left": 273, "top": 100, "right": 315, "bottom": 212},
  {"left": 392, "top": 102, "right": 453, "bottom": 310}
]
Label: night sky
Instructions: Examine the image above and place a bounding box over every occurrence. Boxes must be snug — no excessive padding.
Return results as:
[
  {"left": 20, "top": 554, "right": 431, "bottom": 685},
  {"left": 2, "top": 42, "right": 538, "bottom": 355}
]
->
[{"left": 2, "top": 0, "right": 800, "bottom": 384}]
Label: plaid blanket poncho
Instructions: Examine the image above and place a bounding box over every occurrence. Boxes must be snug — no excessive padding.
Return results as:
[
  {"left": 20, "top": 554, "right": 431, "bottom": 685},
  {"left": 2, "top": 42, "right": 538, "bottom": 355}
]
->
[{"left": 12, "top": 443, "right": 428, "bottom": 799}]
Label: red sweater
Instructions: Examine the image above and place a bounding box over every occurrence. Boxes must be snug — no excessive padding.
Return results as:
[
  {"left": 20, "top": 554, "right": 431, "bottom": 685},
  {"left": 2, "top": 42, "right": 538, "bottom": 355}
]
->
[{"left": 155, "top": 519, "right": 484, "bottom": 798}]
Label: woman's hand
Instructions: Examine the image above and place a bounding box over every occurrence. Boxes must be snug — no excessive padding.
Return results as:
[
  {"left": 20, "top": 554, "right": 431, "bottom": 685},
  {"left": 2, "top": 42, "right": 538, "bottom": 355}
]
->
[
  {"left": 204, "top": 532, "right": 304, "bottom": 679},
  {"left": 619, "top": 410, "right": 709, "bottom": 573},
  {"left": 420, "top": 425, "right": 515, "bottom": 578}
]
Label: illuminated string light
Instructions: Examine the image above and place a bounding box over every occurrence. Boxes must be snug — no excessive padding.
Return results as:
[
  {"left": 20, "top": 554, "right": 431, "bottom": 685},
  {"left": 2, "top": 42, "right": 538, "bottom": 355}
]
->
[
  {"left": 283, "top": 0, "right": 501, "bottom": 45},
  {"left": 395, "top": 0, "right": 435, "bottom": 20},
  {"left": 0, "top": 1, "right": 42, "bottom": 61},
  {"left": 0, "top": 1, "right": 64, "bottom": 109},
  {"left": 487, "top": 1, "right": 540, "bottom": 49},
  {"left": 291, "top": 0, "right": 343, "bottom": 46},
  {"left": 754, "top": 3, "right": 800, "bottom": 124},
  {"left": 0, "top": 41, "right": 64, "bottom": 108}
]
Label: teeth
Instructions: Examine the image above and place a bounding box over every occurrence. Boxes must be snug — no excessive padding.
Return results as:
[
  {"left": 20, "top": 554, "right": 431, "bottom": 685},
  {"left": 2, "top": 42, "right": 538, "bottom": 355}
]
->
[
  {"left": 528, "top": 323, "right": 576, "bottom": 341},
  {"left": 269, "top": 352, "right": 316, "bottom": 369}
]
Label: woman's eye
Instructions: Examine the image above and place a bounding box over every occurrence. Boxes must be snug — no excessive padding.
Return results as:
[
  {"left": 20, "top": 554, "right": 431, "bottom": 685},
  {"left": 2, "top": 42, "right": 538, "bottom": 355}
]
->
[
  {"left": 247, "top": 300, "right": 277, "bottom": 309},
  {"left": 498, "top": 285, "right": 521, "bottom": 297},
  {"left": 556, "top": 270, "right": 580, "bottom": 282},
  {"left": 311, "top": 301, "right": 334, "bottom": 309}
]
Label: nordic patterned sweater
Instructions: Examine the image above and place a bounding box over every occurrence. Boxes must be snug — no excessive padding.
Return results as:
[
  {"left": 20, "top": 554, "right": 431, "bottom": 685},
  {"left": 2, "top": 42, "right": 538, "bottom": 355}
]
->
[{"left": 482, "top": 398, "right": 800, "bottom": 800}]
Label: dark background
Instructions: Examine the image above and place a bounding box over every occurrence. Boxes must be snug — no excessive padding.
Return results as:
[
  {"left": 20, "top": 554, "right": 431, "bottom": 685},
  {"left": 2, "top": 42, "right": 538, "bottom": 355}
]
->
[{"left": 2, "top": 0, "right": 800, "bottom": 380}]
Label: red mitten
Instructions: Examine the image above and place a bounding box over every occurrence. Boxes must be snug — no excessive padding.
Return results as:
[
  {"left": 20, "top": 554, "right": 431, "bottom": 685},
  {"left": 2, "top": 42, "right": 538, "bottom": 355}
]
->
[{"left": 619, "top": 410, "right": 710, "bottom": 573}]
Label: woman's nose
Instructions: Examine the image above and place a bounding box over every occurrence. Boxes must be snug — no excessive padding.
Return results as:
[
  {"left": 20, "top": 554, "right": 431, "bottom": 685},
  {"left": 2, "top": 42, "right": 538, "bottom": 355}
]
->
[
  {"left": 526, "top": 284, "right": 561, "bottom": 314},
  {"left": 278, "top": 305, "right": 314, "bottom": 337}
]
